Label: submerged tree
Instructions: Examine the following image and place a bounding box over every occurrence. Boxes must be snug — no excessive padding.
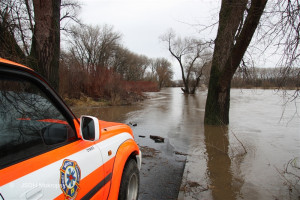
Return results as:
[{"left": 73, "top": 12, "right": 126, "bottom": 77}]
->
[
  {"left": 204, "top": 0, "right": 300, "bottom": 125},
  {"left": 204, "top": 0, "right": 268, "bottom": 125},
  {"left": 161, "top": 30, "right": 212, "bottom": 94}
]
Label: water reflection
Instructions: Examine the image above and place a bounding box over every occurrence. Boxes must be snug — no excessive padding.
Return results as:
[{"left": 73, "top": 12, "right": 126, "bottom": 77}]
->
[
  {"left": 0, "top": 77, "right": 74, "bottom": 168},
  {"left": 204, "top": 126, "right": 239, "bottom": 200}
]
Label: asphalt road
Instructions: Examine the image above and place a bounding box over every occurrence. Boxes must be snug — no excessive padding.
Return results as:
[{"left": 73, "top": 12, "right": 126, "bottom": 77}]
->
[{"left": 136, "top": 135, "right": 186, "bottom": 200}]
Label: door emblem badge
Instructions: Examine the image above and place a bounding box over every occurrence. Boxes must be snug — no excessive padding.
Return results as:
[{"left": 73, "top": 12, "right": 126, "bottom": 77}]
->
[{"left": 60, "top": 159, "right": 81, "bottom": 200}]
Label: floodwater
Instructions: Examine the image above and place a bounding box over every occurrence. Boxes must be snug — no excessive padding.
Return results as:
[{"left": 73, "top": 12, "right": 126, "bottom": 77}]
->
[{"left": 72, "top": 88, "right": 300, "bottom": 200}]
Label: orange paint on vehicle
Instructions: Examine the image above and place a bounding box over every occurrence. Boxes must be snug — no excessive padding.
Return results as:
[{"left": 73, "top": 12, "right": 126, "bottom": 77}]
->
[
  {"left": 17, "top": 118, "right": 31, "bottom": 121},
  {"left": 98, "top": 124, "right": 134, "bottom": 142},
  {"left": 92, "top": 183, "right": 111, "bottom": 200},
  {"left": 54, "top": 157, "right": 115, "bottom": 200},
  {"left": 74, "top": 119, "right": 131, "bottom": 140},
  {"left": 0, "top": 59, "right": 141, "bottom": 200},
  {"left": 0, "top": 58, "right": 32, "bottom": 70},
  {"left": 0, "top": 125, "right": 133, "bottom": 187},
  {"left": 91, "top": 157, "right": 115, "bottom": 200},
  {"left": 101, "top": 156, "right": 116, "bottom": 200},
  {"left": 0, "top": 140, "right": 94, "bottom": 186},
  {"left": 73, "top": 119, "right": 81, "bottom": 138},
  {"left": 107, "top": 140, "right": 140, "bottom": 200},
  {"left": 37, "top": 119, "right": 68, "bottom": 124},
  {"left": 99, "top": 121, "right": 123, "bottom": 129}
]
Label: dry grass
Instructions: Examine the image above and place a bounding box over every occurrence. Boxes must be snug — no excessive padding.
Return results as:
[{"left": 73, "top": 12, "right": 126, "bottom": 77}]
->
[{"left": 63, "top": 95, "right": 109, "bottom": 107}]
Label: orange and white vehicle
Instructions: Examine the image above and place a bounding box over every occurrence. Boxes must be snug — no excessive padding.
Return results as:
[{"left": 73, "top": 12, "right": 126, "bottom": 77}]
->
[{"left": 0, "top": 58, "right": 141, "bottom": 200}]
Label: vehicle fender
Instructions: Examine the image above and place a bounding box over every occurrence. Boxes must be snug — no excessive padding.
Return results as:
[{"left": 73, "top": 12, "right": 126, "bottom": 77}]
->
[{"left": 107, "top": 139, "right": 140, "bottom": 200}]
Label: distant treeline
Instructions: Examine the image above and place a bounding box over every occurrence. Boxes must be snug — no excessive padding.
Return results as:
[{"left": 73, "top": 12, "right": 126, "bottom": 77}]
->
[
  {"left": 170, "top": 66, "right": 299, "bottom": 90},
  {"left": 231, "top": 67, "right": 300, "bottom": 89},
  {"left": 59, "top": 24, "right": 173, "bottom": 104}
]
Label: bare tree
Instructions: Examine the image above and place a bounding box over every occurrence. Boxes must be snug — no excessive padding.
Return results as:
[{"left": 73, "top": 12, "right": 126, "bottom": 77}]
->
[
  {"left": 161, "top": 30, "right": 212, "bottom": 94},
  {"left": 0, "top": 0, "right": 81, "bottom": 90},
  {"left": 152, "top": 58, "right": 173, "bottom": 89},
  {"left": 0, "top": 0, "right": 31, "bottom": 61},
  {"left": 67, "top": 24, "right": 153, "bottom": 82},
  {"left": 188, "top": 54, "right": 212, "bottom": 94},
  {"left": 260, "top": 0, "right": 300, "bottom": 97},
  {"left": 67, "top": 24, "right": 121, "bottom": 72},
  {"left": 261, "top": 1, "right": 300, "bottom": 68},
  {"left": 60, "top": 0, "right": 81, "bottom": 33},
  {"left": 112, "top": 46, "right": 151, "bottom": 81},
  {"left": 204, "top": 0, "right": 268, "bottom": 125}
]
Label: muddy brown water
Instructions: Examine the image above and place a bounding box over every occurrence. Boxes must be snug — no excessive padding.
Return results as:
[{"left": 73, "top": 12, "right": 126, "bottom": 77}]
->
[{"left": 71, "top": 88, "right": 300, "bottom": 200}]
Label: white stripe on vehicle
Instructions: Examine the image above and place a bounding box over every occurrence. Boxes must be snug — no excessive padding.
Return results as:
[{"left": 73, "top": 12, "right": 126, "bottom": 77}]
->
[{"left": 0, "top": 132, "right": 133, "bottom": 200}]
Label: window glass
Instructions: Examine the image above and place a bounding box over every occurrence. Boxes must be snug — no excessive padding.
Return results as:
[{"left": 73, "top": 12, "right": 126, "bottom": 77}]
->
[{"left": 0, "top": 75, "right": 76, "bottom": 168}]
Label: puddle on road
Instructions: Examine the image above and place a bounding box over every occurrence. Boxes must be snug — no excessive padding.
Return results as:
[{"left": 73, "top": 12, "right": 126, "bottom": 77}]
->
[{"left": 71, "top": 88, "right": 300, "bottom": 200}]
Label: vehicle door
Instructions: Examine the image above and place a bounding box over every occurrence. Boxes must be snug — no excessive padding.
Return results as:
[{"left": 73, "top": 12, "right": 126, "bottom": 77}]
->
[{"left": 0, "top": 68, "right": 105, "bottom": 199}]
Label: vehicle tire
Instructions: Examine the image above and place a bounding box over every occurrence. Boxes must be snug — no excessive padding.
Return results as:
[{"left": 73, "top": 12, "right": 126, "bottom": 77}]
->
[{"left": 118, "top": 159, "right": 140, "bottom": 200}]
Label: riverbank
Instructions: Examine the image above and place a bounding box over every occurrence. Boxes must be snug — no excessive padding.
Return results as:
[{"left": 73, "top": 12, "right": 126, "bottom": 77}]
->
[
  {"left": 64, "top": 92, "right": 147, "bottom": 107},
  {"left": 64, "top": 87, "right": 279, "bottom": 109},
  {"left": 64, "top": 86, "right": 299, "bottom": 107}
]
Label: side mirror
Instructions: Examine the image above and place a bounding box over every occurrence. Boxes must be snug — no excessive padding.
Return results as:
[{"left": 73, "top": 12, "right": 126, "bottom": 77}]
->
[
  {"left": 80, "top": 115, "right": 100, "bottom": 141},
  {"left": 42, "top": 123, "right": 68, "bottom": 145}
]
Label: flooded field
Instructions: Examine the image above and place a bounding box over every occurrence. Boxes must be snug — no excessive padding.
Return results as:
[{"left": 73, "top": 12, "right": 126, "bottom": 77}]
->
[{"left": 71, "top": 88, "right": 300, "bottom": 200}]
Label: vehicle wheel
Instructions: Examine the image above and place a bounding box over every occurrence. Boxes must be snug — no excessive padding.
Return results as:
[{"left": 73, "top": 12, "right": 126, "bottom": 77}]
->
[{"left": 118, "top": 159, "right": 139, "bottom": 200}]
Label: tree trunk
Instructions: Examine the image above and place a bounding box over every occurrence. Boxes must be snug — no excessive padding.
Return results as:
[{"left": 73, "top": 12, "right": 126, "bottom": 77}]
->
[
  {"left": 191, "top": 71, "right": 203, "bottom": 94},
  {"left": 204, "top": 0, "right": 267, "bottom": 125},
  {"left": 31, "top": 0, "right": 61, "bottom": 90},
  {"left": 182, "top": 80, "right": 190, "bottom": 94},
  {"left": 179, "top": 62, "right": 190, "bottom": 94},
  {"left": 0, "top": 14, "right": 26, "bottom": 63}
]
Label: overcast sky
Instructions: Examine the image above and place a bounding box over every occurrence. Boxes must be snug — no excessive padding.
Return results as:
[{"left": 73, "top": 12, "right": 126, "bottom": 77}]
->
[
  {"left": 78, "top": 0, "right": 278, "bottom": 80},
  {"left": 77, "top": 0, "right": 220, "bottom": 79}
]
